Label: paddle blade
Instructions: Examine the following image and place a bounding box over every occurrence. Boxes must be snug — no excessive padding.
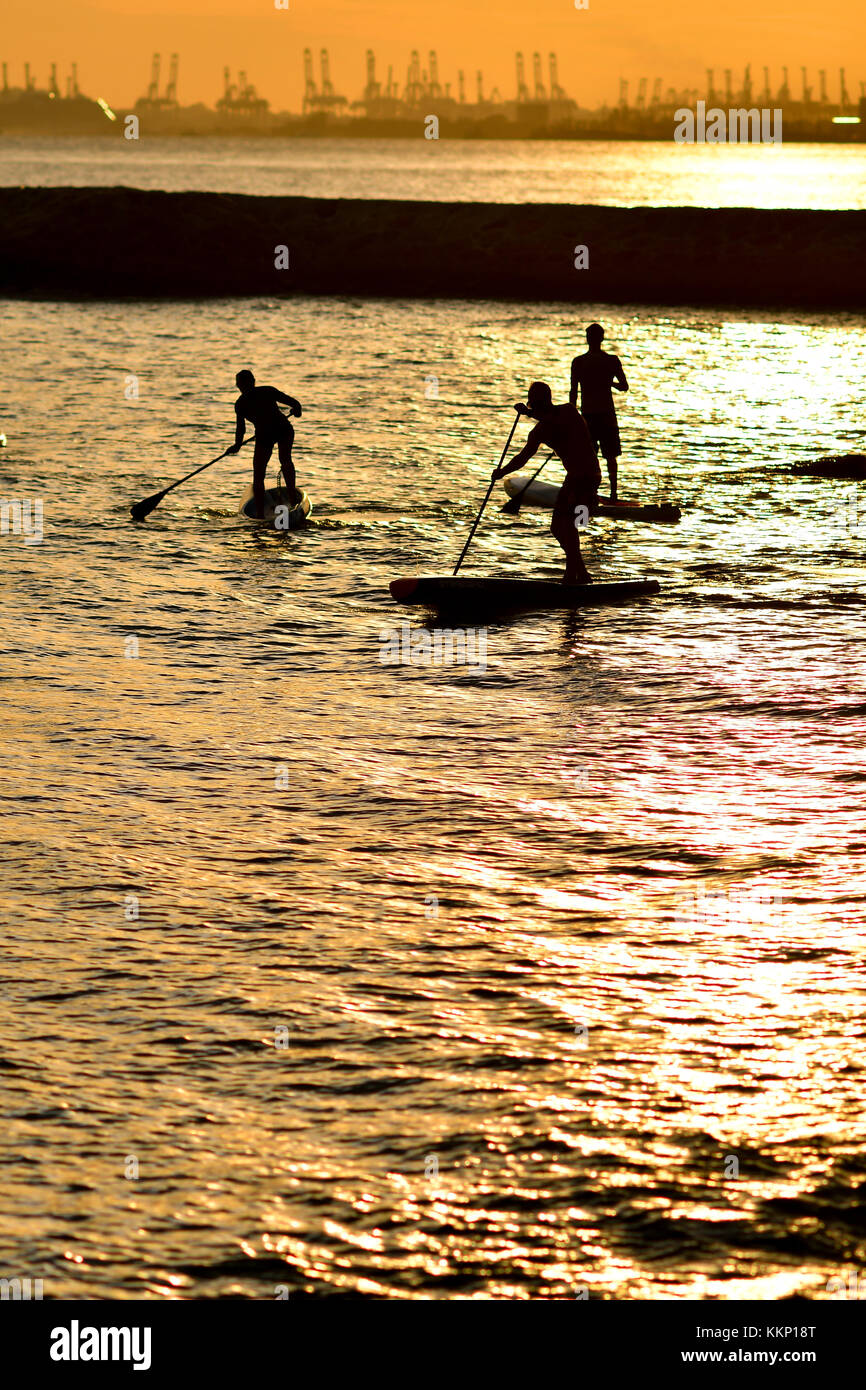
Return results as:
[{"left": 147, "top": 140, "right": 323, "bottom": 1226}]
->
[
  {"left": 130, "top": 489, "right": 167, "bottom": 521},
  {"left": 500, "top": 496, "right": 522, "bottom": 516}
]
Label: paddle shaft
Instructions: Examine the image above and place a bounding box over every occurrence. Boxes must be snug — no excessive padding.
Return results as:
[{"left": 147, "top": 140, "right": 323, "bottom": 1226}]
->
[
  {"left": 157, "top": 436, "right": 257, "bottom": 496},
  {"left": 130, "top": 436, "right": 256, "bottom": 520},
  {"left": 501, "top": 451, "right": 554, "bottom": 513},
  {"left": 453, "top": 408, "right": 522, "bottom": 576}
]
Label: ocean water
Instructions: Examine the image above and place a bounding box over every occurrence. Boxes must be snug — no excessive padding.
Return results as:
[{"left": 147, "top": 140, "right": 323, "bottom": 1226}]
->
[
  {"left": 1, "top": 295, "right": 865, "bottom": 1299},
  {"left": 1, "top": 133, "right": 866, "bottom": 208}
]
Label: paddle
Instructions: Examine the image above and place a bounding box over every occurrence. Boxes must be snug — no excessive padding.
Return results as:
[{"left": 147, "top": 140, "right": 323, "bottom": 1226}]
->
[
  {"left": 500, "top": 451, "right": 554, "bottom": 516},
  {"left": 129, "top": 436, "right": 255, "bottom": 521},
  {"left": 453, "top": 405, "right": 524, "bottom": 576}
]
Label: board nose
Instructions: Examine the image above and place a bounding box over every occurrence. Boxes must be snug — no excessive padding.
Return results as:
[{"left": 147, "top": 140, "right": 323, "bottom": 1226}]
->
[{"left": 389, "top": 577, "right": 419, "bottom": 600}]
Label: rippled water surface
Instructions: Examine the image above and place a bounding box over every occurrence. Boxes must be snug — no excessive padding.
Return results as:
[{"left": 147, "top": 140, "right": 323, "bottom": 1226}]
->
[
  {"left": 2, "top": 134, "right": 866, "bottom": 207},
  {"left": 1, "top": 297, "right": 865, "bottom": 1299}
]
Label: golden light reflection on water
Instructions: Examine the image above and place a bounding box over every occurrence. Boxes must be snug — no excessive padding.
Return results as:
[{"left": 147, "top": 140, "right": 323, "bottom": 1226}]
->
[
  {"left": 1, "top": 295, "right": 865, "bottom": 1298},
  {"left": 5, "top": 138, "right": 864, "bottom": 211}
]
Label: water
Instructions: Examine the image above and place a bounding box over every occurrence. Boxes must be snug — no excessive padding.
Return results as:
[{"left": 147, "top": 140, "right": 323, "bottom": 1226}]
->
[
  {"left": 2, "top": 295, "right": 865, "bottom": 1298},
  {"left": 2, "top": 134, "right": 866, "bottom": 207}
]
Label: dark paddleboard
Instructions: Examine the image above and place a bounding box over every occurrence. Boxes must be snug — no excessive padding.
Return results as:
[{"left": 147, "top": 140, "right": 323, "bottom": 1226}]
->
[
  {"left": 790, "top": 455, "right": 866, "bottom": 480},
  {"left": 595, "top": 501, "right": 681, "bottom": 523},
  {"left": 390, "top": 576, "right": 661, "bottom": 610}
]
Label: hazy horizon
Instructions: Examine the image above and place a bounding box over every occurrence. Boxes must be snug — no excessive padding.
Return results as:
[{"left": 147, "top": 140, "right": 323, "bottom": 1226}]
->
[{"left": 3, "top": 0, "right": 863, "bottom": 111}]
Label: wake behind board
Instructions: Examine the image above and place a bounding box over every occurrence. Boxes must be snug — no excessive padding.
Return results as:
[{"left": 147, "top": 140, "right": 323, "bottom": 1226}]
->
[
  {"left": 390, "top": 576, "right": 660, "bottom": 611},
  {"left": 238, "top": 484, "right": 312, "bottom": 528},
  {"left": 502, "top": 474, "right": 681, "bottom": 523}
]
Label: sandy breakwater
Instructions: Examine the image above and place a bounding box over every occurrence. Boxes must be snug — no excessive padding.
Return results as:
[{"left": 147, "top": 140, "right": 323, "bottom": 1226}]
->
[{"left": 1, "top": 186, "right": 864, "bottom": 308}]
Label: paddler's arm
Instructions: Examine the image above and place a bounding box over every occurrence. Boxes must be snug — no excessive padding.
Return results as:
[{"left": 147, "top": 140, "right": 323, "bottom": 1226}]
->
[
  {"left": 493, "top": 426, "right": 542, "bottom": 479},
  {"left": 226, "top": 402, "right": 245, "bottom": 455},
  {"left": 275, "top": 391, "right": 302, "bottom": 417},
  {"left": 612, "top": 357, "right": 629, "bottom": 392},
  {"left": 568, "top": 358, "right": 580, "bottom": 408}
]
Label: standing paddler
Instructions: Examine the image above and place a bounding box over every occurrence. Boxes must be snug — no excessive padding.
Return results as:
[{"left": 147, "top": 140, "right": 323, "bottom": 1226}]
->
[
  {"left": 226, "top": 370, "right": 302, "bottom": 518},
  {"left": 493, "top": 382, "right": 600, "bottom": 585},
  {"left": 569, "top": 323, "right": 629, "bottom": 504}
]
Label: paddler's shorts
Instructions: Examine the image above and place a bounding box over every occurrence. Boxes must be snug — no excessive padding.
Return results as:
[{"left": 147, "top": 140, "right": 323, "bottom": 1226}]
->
[
  {"left": 264, "top": 417, "right": 294, "bottom": 445},
  {"left": 553, "top": 476, "right": 599, "bottom": 531},
  {"left": 582, "top": 409, "right": 621, "bottom": 458},
  {"left": 254, "top": 417, "right": 294, "bottom": 453}
]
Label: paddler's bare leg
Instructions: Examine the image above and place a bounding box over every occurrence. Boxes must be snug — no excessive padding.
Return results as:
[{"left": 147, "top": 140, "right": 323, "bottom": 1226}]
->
[
  {"left": 605, "top": 455, "right": 618, "bottom": 504},
  {"left": 253, "top": 439, "right": 273, "bottom": 518},
  {"left": 552, "top": 487, "right": 591, "bottom": 585},
  {"left": 277, "top": 427, "right": 296, "bottom": 501}
]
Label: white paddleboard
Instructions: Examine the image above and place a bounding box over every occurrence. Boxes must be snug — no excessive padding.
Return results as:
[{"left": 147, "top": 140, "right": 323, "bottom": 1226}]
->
[
  {"left": 238, "top": 484, "right": 312, "bottom": 527},
  {"left": 502, "top": 475, "right": 681, "bottom": 523},
  {"left": 503, "top": 475, "right": 561, "bottom": 508}
]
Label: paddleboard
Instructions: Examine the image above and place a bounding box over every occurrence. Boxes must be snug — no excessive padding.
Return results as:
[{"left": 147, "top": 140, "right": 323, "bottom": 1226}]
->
[
  {"left": 503, "top": 476, "right": 561, "bottom": 508},
  {"left": 502, "top": 475, "right": 681, "bottom": 523},
  {"left": 390, "top": 576, "right": 660, "bottom": 610},
  {"left": 238, "top": 484, "right": 312, "bottom": 527},
  {"left": 791, "top": 455, "right": 866, "bottom": 480}
]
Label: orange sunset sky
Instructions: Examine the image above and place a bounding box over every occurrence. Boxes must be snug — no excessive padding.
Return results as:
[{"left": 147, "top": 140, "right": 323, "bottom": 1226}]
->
[{"left": 3, "top": 0, "right": 863, "bottom": 111}]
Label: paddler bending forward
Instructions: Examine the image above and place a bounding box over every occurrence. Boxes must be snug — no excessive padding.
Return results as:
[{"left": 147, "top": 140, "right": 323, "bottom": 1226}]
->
[
  {"left": 226, "top": 369, "right": 302, "bottom": 518},
  {"left": 494, "top": 381, "right": 600, "bottom": 584}
]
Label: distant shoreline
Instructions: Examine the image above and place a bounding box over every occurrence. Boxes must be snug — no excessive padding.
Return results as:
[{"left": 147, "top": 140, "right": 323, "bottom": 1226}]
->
[
  {"left": 0, "top": 125, "right": 861, "bottom": 143},
  {"left": 2, "top": 104, "right": 865, "bottom": 144},
  {"left": 2, "top": 187, "right": 865, "bottom": 309},
  {"left": 1, "top": 125, "right": 865, "bottom": 144}
]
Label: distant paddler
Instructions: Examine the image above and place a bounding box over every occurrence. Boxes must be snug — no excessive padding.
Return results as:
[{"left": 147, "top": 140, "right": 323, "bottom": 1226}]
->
[
  {"left": 493, "top": 382, "right": 600, "bottom": 585},
  {"left": 569, "top": 323, "right": 629, "bottom": 504},
  {"left": 226, "top": 369, "right": 302, "bottom": 518}
]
